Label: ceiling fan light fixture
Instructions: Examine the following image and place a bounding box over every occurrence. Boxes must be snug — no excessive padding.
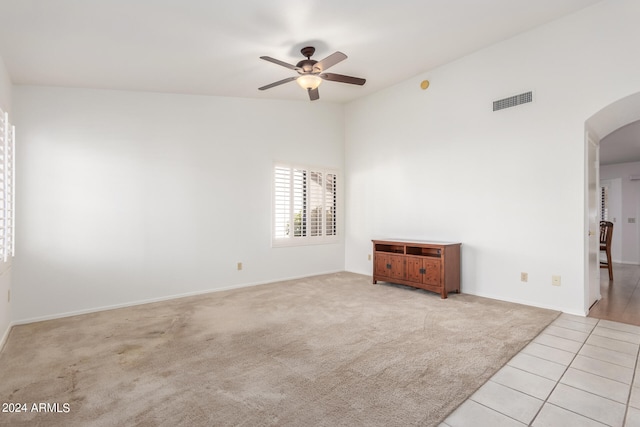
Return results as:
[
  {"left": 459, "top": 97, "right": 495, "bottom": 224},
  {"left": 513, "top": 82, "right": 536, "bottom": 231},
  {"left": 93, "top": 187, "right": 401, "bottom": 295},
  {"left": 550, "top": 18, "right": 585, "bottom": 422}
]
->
[
  {"left": 296, "top": 74, "right": 322, "bottom": 90},
  {"left": 259, "top": 47, "right": 364, "bottom": 101}
]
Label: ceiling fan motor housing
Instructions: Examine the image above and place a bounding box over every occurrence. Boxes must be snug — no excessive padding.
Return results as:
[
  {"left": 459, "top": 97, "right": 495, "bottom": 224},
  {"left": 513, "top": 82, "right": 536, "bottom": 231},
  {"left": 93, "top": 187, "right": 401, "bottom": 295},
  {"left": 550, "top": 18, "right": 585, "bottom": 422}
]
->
[
  {"left": 296, "top": 59, "right": 318, "bottom": 74},
  {"left": 298, "top": 47, "right": 320, "bottom": 74}
]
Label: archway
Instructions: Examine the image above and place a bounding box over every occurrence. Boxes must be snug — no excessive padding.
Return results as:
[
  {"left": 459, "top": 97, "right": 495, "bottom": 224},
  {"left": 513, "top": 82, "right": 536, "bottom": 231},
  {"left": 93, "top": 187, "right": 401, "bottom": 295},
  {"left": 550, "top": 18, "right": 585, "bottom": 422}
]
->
[{"left": 584, "top": 92, "right": 640, "bottom": 313}]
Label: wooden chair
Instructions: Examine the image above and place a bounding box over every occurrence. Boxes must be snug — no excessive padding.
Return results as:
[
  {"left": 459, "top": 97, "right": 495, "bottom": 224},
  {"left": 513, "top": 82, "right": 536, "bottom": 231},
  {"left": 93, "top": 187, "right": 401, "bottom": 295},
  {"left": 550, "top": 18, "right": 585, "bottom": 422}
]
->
[{"left": 600, "top": 221, "right": 614, "bottom": 281}]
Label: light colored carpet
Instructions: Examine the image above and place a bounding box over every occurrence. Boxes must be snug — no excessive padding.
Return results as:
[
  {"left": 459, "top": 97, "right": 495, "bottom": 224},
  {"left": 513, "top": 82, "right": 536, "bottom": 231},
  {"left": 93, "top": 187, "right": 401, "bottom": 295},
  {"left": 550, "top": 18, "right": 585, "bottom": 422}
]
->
[{"left": 0, "top": 272, "right": 559, "bottom": 426}]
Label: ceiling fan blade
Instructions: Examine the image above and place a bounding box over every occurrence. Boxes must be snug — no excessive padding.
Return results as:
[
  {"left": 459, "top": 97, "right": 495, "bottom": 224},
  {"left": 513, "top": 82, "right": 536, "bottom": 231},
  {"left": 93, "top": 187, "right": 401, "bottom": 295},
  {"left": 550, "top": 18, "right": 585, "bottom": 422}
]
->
[
  {"left": 313, "top": 51, "right": 347, "bottom": 72},
  {"left": 308, "top": 88, "right": 319, "bottom": 101},
  {"left": 320, "top": 73, "right": 366, "bottom": 86},
  {"left": 260, "top": 56, "right": 301, "bottom": 71},
  {"left": 258, "top": 76, "right": 297, "bottom": 91}
]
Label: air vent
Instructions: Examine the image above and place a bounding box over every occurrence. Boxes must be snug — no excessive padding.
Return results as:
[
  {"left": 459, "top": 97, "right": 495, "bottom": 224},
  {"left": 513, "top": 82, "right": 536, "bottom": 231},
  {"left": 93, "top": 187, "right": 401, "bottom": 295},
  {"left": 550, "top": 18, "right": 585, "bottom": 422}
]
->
[{"left": 493, "top": 91, "right": 533, "bottom": 111}]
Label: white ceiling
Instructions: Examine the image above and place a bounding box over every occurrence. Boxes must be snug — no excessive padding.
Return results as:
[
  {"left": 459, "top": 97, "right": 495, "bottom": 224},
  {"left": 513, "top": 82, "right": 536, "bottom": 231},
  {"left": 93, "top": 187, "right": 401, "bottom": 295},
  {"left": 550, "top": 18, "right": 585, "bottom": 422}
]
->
[
  {"left": 0, "top": 0, "right": 603, "bottom": 104},
  {"left": 3, "top": 1, "right": 635, "bottom": 167}
]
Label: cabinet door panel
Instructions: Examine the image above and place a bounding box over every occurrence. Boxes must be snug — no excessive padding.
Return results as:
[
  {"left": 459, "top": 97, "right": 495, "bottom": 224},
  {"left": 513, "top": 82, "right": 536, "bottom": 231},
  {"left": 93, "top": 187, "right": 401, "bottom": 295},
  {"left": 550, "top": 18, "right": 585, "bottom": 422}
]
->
[
  {"left": 375, "top": 253, "right": 405, "bottom": 279},
  {"left": 387, "top": 254, "right": 405, "bottom": 280},
  {"left": 406, "top": 256, "right": 424, "bottom": 282},
  {"left": 374, "top": 254, "right": 390, "bottom": 277},
  {"left": 423, "top": 258, "right": 441, "bottom": 286}
]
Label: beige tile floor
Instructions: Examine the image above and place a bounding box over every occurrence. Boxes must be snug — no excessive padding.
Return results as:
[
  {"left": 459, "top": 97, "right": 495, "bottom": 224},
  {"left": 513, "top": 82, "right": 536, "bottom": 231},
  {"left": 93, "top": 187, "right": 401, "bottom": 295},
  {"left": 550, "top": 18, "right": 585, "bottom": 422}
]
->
[{"left": 442, "top": 263, "right": 640, "bottom": 427}]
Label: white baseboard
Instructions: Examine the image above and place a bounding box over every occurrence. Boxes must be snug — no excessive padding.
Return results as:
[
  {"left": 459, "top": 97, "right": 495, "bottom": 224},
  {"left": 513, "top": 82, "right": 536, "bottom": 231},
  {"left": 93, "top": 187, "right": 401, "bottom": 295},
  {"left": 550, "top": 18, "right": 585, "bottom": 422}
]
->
[
  {"left": 459, "top": 289, "right": 587, "bottom": 317},
  {"left": 618, "top": 260, "right": 640, "bottom": 266},
  {"left": 0, "top": 321, "right": 13, "bottom": 353},
  {"left": 12, "top": 270, "right": 344, "bottom": 326}
]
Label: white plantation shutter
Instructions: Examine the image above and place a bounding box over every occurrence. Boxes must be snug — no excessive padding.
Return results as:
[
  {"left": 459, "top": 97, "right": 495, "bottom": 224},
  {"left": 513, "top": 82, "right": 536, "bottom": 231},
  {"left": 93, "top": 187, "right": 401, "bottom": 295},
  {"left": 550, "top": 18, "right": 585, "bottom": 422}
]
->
[
  {"left": 274, "top": 166, "right": 291, "bottom": 239},
  {"left": 600, "top": 185, "right": 608, "bottom": 221},
  {"left": 309, "top": 171, "right": 323, "bottom": 237},
  {"left": 0, "top": 109, "right": 15, "bottom": 262},
  {"left": 325, "top": 172, "right": 336, "bottom": 236},
  {"left": 273, "top": 164, "right": 338, "bottom": 246},
  {"left": 293, "top": 168, "right": 306, "bottom": 237}
]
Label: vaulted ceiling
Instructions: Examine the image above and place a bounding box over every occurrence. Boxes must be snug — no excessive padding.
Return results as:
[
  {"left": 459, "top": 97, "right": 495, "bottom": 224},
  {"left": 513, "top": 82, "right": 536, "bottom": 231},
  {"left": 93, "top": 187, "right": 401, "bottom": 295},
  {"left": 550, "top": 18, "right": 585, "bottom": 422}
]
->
[
  {"left": 5, "top": 1, "right": 637, "bottom": 166},
  {"left": 0, "top": 0, "right": 602, "bottom": 104}
]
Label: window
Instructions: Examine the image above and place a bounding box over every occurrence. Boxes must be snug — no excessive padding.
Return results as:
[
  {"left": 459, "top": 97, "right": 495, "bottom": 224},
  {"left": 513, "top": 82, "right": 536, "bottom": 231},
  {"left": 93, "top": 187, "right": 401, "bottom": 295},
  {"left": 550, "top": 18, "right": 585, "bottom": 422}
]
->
[
  {"left": 0, "top": 109, "right": 15, "bottom": 262},
  {"left": 600, "top": 185, "right": 608, "bottom": 221},
  {"left": 273, "top": 163, "right": 338, "bottom": 246}
]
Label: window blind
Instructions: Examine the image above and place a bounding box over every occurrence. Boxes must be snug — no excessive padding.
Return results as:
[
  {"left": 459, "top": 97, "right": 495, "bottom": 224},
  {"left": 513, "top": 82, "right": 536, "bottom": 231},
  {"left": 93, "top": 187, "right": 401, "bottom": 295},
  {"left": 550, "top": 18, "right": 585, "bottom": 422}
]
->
[
  {"left": 273, "top": 164, "right": 338, "bottom": 246},
  {"left": 0, "top": 109, "right": 15, "bottom": 262},
  {"left": 600, "top": 185, "right": 608, "bottom": 222}
]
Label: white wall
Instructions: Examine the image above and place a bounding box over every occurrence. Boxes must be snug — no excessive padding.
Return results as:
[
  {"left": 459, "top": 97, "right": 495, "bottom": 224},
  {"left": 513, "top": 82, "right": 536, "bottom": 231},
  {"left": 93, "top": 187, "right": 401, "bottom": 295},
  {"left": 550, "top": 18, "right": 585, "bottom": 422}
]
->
[
  {"left": 0, "top": 54, "right": 12, "bottom": 349},
  {"left": 344, "top": 0, "right": 640, "bottom": 314},
  {"left": 0, "top": 56, "right": 10, "bottom": 113},
  {"left": 12, "top": 87, "right": 345, "bottom": 322},
  {"left": 600, "top": 162, "right": 640, "bottom": 264},
  {"left": 9, "top": 0, "right": 640, "bottom": 323}
]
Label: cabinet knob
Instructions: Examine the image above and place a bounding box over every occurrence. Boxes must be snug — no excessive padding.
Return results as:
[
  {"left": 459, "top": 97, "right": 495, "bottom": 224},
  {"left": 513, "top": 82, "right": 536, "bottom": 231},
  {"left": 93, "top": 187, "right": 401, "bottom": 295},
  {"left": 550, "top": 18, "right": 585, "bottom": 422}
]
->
[{"left": 386, "top": 263, "right": 392, "bottom": 269}]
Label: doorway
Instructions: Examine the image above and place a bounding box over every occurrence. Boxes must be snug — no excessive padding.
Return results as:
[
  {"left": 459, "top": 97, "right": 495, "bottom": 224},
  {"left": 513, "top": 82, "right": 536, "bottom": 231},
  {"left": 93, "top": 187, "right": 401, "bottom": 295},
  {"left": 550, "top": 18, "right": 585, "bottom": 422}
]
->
[{"left": 585, "top": 91, "right": 640, "bottom": 316}]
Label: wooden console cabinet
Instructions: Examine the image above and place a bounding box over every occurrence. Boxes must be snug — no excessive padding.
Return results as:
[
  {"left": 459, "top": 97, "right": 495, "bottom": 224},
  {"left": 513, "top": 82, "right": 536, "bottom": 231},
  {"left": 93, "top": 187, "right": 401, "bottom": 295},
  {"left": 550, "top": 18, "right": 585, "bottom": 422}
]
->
[{"left": 372, "top": 239, "right": 461, "bottom": 299}]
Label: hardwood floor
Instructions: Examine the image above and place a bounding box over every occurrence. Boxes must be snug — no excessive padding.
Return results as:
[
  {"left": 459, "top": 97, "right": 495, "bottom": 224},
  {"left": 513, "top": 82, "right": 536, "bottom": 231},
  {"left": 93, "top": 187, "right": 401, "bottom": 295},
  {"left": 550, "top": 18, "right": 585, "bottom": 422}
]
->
[{"left": 588, "top": 262, "right": 640, "bottom": 325}]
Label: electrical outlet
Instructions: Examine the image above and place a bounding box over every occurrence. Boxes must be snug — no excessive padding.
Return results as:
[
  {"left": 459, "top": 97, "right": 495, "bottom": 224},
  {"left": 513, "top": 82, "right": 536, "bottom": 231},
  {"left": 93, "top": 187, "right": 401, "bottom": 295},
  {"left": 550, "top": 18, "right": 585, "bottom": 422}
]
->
[
  {"left": 521, "top": 272, "right": 528, "bottom": 282},
  {"left": 552, "top": 275, "right": 561, "bottom": 286},
  {"left": 368, "top": 254, "right": 372, "bottom": 261},
  {"left": 237, "top": 262, "right": 243, "bottom": 271}
]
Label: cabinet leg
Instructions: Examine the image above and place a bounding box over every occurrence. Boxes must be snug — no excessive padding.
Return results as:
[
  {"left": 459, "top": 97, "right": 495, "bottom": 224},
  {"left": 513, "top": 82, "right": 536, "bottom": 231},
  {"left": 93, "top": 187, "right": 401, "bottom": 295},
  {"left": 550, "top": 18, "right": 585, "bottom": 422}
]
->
[{"left": 372, "top": 279, "right": 377, "bottom": 284}]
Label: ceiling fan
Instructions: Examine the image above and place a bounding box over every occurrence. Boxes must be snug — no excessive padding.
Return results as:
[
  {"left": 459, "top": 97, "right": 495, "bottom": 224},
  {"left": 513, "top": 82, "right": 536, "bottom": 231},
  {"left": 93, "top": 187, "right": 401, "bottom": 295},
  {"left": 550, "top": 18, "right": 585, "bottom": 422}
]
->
[{"left": 258, "top": 46, "right": 366, "bottom": 101}]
